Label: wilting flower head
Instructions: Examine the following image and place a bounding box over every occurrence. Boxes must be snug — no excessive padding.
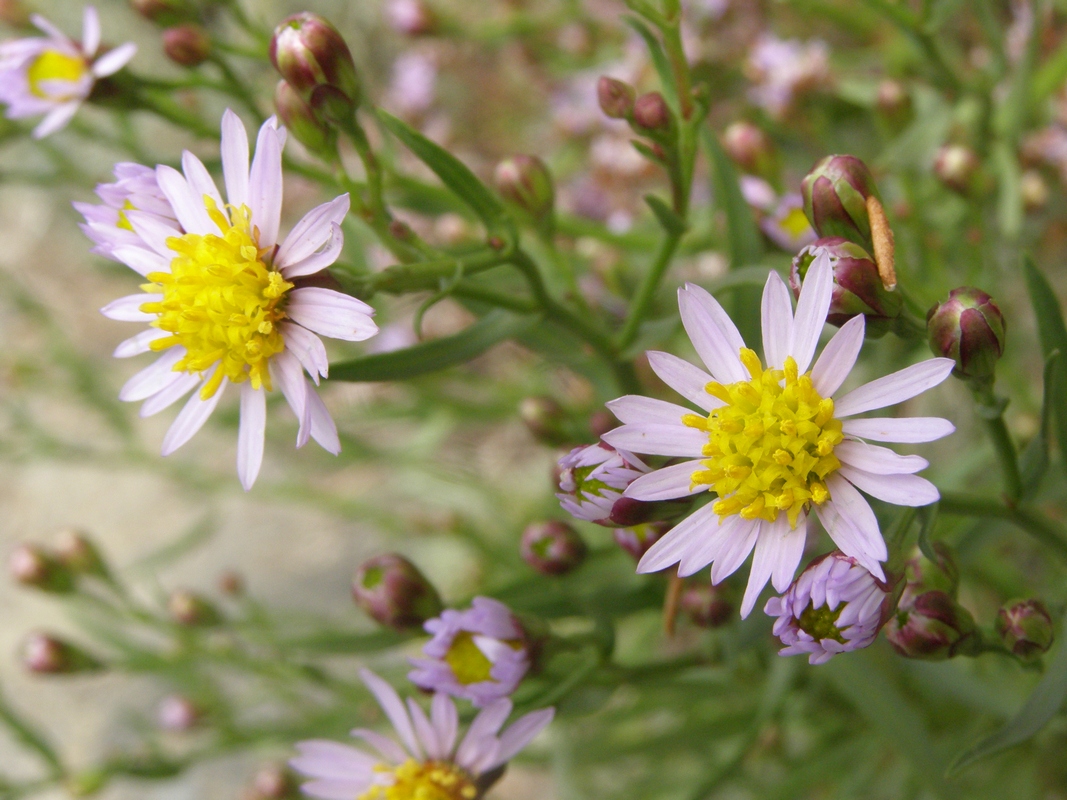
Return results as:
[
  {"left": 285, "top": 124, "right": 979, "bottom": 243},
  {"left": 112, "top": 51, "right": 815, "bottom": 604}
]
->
[
  {"left": 603, "top": 256, "right": 955, "bottom": 616},
  {"left": 760, "top": 192, "right": 816, "bottom": 252},
  {"left": 746, "top": 34, "right": 829, "bottom": 118},
  {"left": 0, "top": 6, "right": 136, "bottom": 138},
  {"left": 557, "top": 442, "right": 650, "bottom": 526},
  {"left": 765, "top": 551, "right": 897, "bottom": 664},
  {"left": 84, "top": 110, "right": 378, "bottom": 489},
  {"left": 291, "top": 669, "right": 554, "bottom": 800},
  {"left": 409, "top": 597, "right": 530, "bottom": 707}
]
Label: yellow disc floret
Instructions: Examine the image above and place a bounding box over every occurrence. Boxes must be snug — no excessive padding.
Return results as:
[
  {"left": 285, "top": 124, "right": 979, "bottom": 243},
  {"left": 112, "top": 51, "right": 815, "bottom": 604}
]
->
[
  {"left": 140, "top": 198, "right": 293, "bottom": 399},
  {"left": 683, "top": 348, "right": 843, "bottom": 528},
  {"left": 27, "top": 50, "right": 88, "bottom": 100},
  {"left": 359, "top": 759, "right": 478, "bottom": 800}
]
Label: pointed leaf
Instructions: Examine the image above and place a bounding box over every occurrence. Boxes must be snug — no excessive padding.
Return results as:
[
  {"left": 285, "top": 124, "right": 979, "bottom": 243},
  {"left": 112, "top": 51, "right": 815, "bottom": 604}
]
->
[
  {"left": 1023, "top": 256, "right": 1067, "bottom": 481},
  {"left": 644, "top": 194, "right": 687, "bottom": 237},
  {"left": 702, "top": 128, "right": 762, "bottom": 268},
  {"left": 622, "top": 16, "right": 679, "bottom": 112},
  {"left": 1019, "top": 351, "right": 1059, "bottom": 497}
]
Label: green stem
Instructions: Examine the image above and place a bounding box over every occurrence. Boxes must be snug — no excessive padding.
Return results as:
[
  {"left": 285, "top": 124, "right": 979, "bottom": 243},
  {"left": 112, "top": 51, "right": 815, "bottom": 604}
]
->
[
  {"left": 938, "top": 491, "right": 1067, "bottom": 564},
  {"left": 616, "top": 229, "right": 683, "bottom": 351},
  {"left": 973, "top": 387, "right": 1023, "bottom": 501},
  {"left": 207, "top": 55, "right": 263, "bottom": 121}
]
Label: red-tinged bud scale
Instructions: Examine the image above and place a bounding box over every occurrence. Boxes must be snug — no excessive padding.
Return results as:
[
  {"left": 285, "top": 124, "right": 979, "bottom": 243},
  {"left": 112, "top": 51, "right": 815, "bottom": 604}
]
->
[
  {"left": 597, "top": 76, "right": 635, "bottom": 120},
  {"left": 163, "top": 24, "right": 210, "bottom": 67},
  {"left": 270, "top": 14, "right": 361, "bottom": 123},
  {"left": 632, "top": 92, "right": 670, "bottom": 132},
  {"left": 885, "top": 590, "right": 977, "bottom": 660},
  {"left": 801, "top": 155, "right": 880, "bottom": 251},
  {"left": 996, "top": 599, "right": 1054, "bottom": 660},
  {"left": 926, "top": 287, "right": 1005, "bottom": 381},
  {"left": 494, "top": 156, "right": 555, "bottom": 222},
  {"left": 352, "top": 553, "right": 443, "bottom": 630},
  {"left": 520, "top": 521, "right": 587, "bottom": 576}
]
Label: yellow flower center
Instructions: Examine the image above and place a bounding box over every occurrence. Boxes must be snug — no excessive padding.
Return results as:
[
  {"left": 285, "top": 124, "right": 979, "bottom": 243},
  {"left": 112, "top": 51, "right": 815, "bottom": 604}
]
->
[
  {"left": 683, "top": 349, "right": 843, "bottom": 528},
  {"left": 359, "top": 759, "right": 478, "bottom": 800},
  {"left": 779, "top": 206, "right": 812, "bottom": 238},
  {"left": 116, "top": 200, "right": 136, "bottom": 232},
  {"left": 444, "top": 631, "right": 494, "bottom": 685},
  {"left": 139, "top": 198, "right": 293, "bottom": 399},
  {"left": 27, "top": 50, "right": 88, "bottom": 100}
]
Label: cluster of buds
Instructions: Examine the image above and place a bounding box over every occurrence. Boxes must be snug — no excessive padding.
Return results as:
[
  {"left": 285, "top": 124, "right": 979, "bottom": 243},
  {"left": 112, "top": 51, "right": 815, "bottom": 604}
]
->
[
  {"left": 351, "top": 553, "right": 443, "bottom": 630},
  {"left": 926, "top": 287, "right": 1005, "bottom": 384},
  {"left": 596, "top": 77, "right": 673, "bottom": 144},
  {"left": 520, "top": 521, "right": 587, "bottom": 576}
]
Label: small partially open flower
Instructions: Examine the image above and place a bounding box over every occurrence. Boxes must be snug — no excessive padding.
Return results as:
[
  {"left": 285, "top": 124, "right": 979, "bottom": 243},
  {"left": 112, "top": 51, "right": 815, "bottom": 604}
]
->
[
  {"left": 270, "top": 13, "right": 361, "bottom": 122},
  {"left": 801, "top": 155, "right": 880, "bottom": 251},
  {"left": 23, "top": 633, "right": 102, "bottom": 674},
  {"left": 885, "top": 590, "right": 976, "bottom": 660},
  {"left": 760, "top": 193, "right": 816, "bottom": 252},
  {"left": 9, "top": 543, "right": 74, "bottom": 592},
  {"left": 597, "top": 76, "right": 635, "bottom": 120},
  {"left": 927, "top": 287, "right": 1005, "bottom": 382},
  {"left": 765, "top": 551, "right": 898, "bottom": 664},
  {"left": 791, "top": 238, "right": 902, "bottom": 333},
  {"left": 996, "top": 599, "right": 1054, "bottom": 660},
  {"left": 162, "top": 24, "right": 209, "bottom": 67},
  {"left": 521, "top": 521, "right": 587, "bottom": 576},
  {"left": 409, "top": 597, "right": 530, "bottom": 707},
  {"left": 352, "top": 553, "right": 443, "bottom": 630},
  {"left": 557, "top": 443, "right": 650, "bottom": 527},
  {"left": 495, "top": 155, "right": 555, "bottom": 223}
]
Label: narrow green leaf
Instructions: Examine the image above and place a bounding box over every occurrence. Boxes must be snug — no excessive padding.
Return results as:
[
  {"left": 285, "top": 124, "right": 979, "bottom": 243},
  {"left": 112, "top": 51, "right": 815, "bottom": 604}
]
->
[
  {"left": 376, "top": 110, "right": 509, "bottom": 231},
  {"left": 644, "top": 194, "right": 687, "bottom": 236},
  {"left": 1033, "top": 36, "right": 1067, "bottom": 106},
  {"left": 0, "top": 685, "right": 62, "bottom": 774},
  {"left": 330, "top": 310, "right": 536, "bottom": 382},
  {"left": 1019, "top": 350, "right": 1060, "bottom": 497},
  {"left": 949, "top": 616, "right": 1067, "bottom": 774},
  {"left": 993, "top": 142, "right": 1022, "bottom": 240},
  {"left": 1023, "top": 256, "right": 1067, "bottom": 478},
  {"left": 622, "top": 16, "right": 680, "bottom": 111},
  {"left": 701, "top": 127, "right": 763, "bottom": 268}
]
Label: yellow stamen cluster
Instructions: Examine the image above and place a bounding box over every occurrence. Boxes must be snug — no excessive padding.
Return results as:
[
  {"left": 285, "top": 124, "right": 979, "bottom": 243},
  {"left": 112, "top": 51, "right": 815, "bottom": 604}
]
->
[
  {"left": 140, "top": 199, "right": 292, "bottom": 398},
  {"left": 359, "top": 759, "right": 477, "bottom": 800},
  {"left": 27, "top": 50, "right": 87, "bottom": 100},
  {"left": 683, "top": 349, "right": 843, "bottom": 528}
]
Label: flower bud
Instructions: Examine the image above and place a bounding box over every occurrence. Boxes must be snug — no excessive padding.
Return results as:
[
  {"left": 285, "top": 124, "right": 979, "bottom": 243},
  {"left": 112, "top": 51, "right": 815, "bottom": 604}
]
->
[
  {"left": 791, "top": 238, "right": 902, "bottom": 333},
  {"left": 22, "top": 633, "right": 102, "bottom": 674},
  {"left": 613, "top": 522, "right": 667, "bottom": 562},
  {"left": 996, "top": 599, "right": 1054, "bottom": 660},
  {"left": 933, "top": 144, "right": 981, "bottom": 195},
  {"left": 218, "top": 570, "right": 245, "bottom": 596},
  {"left": 900, "top": 543, "right": 959, "bottom": 606},
  {"left": 167, "top": 589, "right": 221, "bottom": 627},
  {"left": 926, "top": 287, "right": 1005, "bottom": 381},
  {"left": 241, "top": 764, "right": 298, "bottom": 800},
  {"left": 801, "top": 155, "right": 880, "bottom": 251},
  {"left": 352, "top": 554, "right": 443, "bottom": 630},
  {"left": 632, "top": 92, "right": 671, "bottom": 133},
  {"left": 557, "top": 443, "right": 650, "bottom": 526},
  {"left": 680, "top": 582, "right": 733, "bottom": 628},
  {"left": 721, "top": 121, "right": 774, "bottom": 177},
  {"left": 129, "top": 0, "right": 184, "bottom": 23},
  {"left": 162, "top": 24, "right": 210, "bottom": 67},
  {"left": 274, "top": 80, "right": 336, "bottom": 157},
  {"left": 9, "top": 543, "right": 74, "bottom": 593},
  {"left": 875, "top": 79, "right": 911, "bottom": 126},
  {"left": 588, "top": 410, "right": 618, "bottom": 437},
  {"left": 386, "top": 0, "right": 437, "bottom": 36},
  {"left": 597, "top": 76, "right": 635, "bottom": 120},
  {"left": 270, "top": 14, "right": 361, "bottom": 122},
  {"left": 885, "top": 590, "right": 977, "bottom": 660},
  {"left": 1021, "top": 169, "right": 1049, "bottom": 212},
  {"left": 520, "top": 521, "right": 587, "bottom": 576},
  {"left": 54, "top": 529, "right": 109, "bottom": 578},
  {"left": 157, "top": 694, "right": 202, "bottom": 731},
  {"left": 494, "top": 155, "right": 555, "bottom": 222},
  {"left": 518, "top": 396, "right": 567, "bottom": 445},
  {"left": 0, "top": 0, "right": 30, "bottom": 27}
]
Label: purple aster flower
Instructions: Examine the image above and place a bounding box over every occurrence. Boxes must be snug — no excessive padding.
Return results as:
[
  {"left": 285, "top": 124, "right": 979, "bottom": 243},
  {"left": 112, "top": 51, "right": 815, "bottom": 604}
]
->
[
  {"left": 408, "top": 597, "right": 529, "bottom": 708},
  {"left": 74, "top": 163, "right": 176, "bottom": 261},
  {"left": 759, "top": 192, "right": 817, "bottom": 252},
  {"left": 556, "top": 443, "right": 649, "bottom": 526},
  {"left": 291, "top": 669, "right": 554, "bottom": 800},
  {"left": 764, "top": 551, "right": 896, "bottom": 664}
]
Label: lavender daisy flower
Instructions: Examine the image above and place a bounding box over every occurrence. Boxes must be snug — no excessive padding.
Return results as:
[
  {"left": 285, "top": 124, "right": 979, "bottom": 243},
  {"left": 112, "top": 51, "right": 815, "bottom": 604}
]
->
[
  {"left": 765, "top": 551, "right": 896, "bottom": 664},
  {"left": 602, "top": 254, "right": 955, "bottom": 616},
  {"left": 89, "top": 109, "right": 378, "bottom": 489},
  {"left": 759, "top": 192, "right": 817, "bottom": 252},
  {"left": 409, "top": 597, "right": 529, "bottom": 708},
  {"left": 556, "top": 443, "right": 649, "bottom": 526},
  {"left": 291, "top": 669, "right": 554, "bottom": 800},
  {"left": 0, "top": 6, "right": 136, "bottom": 138},
  {"left": 74, "top": 163, "right": 176, "bottom": 261}
]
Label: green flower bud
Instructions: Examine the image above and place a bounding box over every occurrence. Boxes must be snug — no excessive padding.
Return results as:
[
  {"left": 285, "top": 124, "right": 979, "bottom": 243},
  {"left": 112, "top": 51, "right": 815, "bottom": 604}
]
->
[
  {"left": 162, "top": 24, "right": 210, "bottom": 67},
  {"left": 274, "top": 80, "right": 337, "bottom": 157},
  {"left": 680, "top": 581, "right": 733, "bottom": 628},
  {"left": 270, "top": 14, "right": 361, "bottom": 123},
  {"left": 801, "top": 155, "right": 880, "bottom": 250},
  {"left": 632, "top": 92, "right": 671, "bottom": 133},
  {"left": 791, "top": 237, "right": 902, "bottom": 334},
  {"left": 494, "top": 155, "right": 555, "bottom": 222},
  {"left": 933, "top": 144, "right": 981, "bottom": 195},
  {"left": 926, "top": 287, "right": 1005, "bottom": 381},
  {"left": 885, "top": 590, "right": 977, "bottom": 660},
  {"left": 520, "top": 521, "right": 587, "bottom": 576},
  {"left": 996, "top": 599, "right": 1054, "bottom": 660},
  {"left": 167, "top": 589, "right": 221, "bottom": 627},
  {"left": 54, "top": 529, "right": 110, "bottom": 578},
  {"left": 721, "top": 121, "right": 775, "bottom": 178},
  {"left": 9, "top": 543, "right": 75, "bottom": 593},
  {"left": 22, "top": 633, "right": 102, "bottom": 674},
  {"left": 597, "top": 76, "right": 636, "bottom": 120},
  {"left": 352, "top": 554, "right": 443, "bottom": 630}
]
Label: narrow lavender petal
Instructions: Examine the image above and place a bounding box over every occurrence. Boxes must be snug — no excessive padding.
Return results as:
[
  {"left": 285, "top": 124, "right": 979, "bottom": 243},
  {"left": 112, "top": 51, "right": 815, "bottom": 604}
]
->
[
  {"left": 489, "top": 708, "right": 555, "bottom": 769},
  {"left": 275, "top": 195, "right": 351, "bottom": 268},
  {"left": 90, "top": 42, "right": 137, "bottom": 78},
  {"left": 841, "top": 417, "right": 956, "bottom": 443},
  {"left": 624, "top": 461, "right": 704, "bottom": 501},
  {"left": 160, "top": 374, "right": 227, "bottom": 456},
  {"left": 358, "top": 668, "right": 421, "bottom": 760},
  {"left": 710, "top": 518, "right": 760, "bottom": 585},
  {"left": 237, "top": 383, "right": 267, "bottom": 491},
  {"left": 602, "top": 423, "right": 708, "bottom": 458},
  {"left": 636, "top": 502, "right": 721, "bottom": 574},
  {"left": 761, "top": 270, "right": 794, "bottom": 369},
  {"left": 248, "top": 119, "right": 284, "bottom": 249},
  {"left": 838, "top": 467, "right": 940, "bottom": 507},
  {"left": 678, "top": 283, "right": 747, "bottom": 383},
  {"left": 790, "top": 250, "right": 833, "bottom": 373},
  {"left": 835, "top": 358, "right": 955, "bottom": 417},
  {"left": 645, "top": 351, "right": 721, "bottom": 412},
  {"left": 220, "top": 109, "right": 249, "bottom": 209},
  {"left": 606, "top": 395, "right": 694, "bottom": 426},
  {"left": 181, "top": 150, "right": 223, "bottom": 208},
  {"left": 834, "top": 440, "right": 928, "bottom": 474},
  {"left": 156, "top": 165, "right": 217, "bottom": 236},
  {"left": 811, "top": 315, "right": 864, "bottom": 397}
]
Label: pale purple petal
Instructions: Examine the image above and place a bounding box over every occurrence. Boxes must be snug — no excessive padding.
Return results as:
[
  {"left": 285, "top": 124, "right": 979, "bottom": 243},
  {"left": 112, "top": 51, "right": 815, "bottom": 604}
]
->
[
  {"left": 156, "top": 165, "right": 217, "bottom": 235},
  {"left": 636, "top": 502, "right": 722, "bottom": 574},
  {"left": 761, "top": 270, "right": 794, "bottom": 369},
  {"left": 678, "top": 283, "right": 747, "bottom": 383},
  {"left": 270, "top": 351, "right": 311, "bottom": 447},
  {"left": 825, "top": 474, "right": 888, "bottom": 563},
  {"left": 140, "top": 372, "right": 199, "bottom": 418},
  {"left": 489, "top": 708, "right": 555, "bottom": 769},
  {"left": 32, "top": 102, "right": 79, "bottom": 139},
  {"left": 624, "top": 460, "right": 704, "bottom": 501},
  {"left": 838, "top": 467, "right": 940, "bottom": 507},
  {"left": 790, "top": 249, "right": 833, "bottom": 373},
  {"left": 82, "top": 6, "right": 100, "bottom": 56},
  {"left": 91, "top": 42, "right": 137, "bottom": 77},
  {"left": 112, "top": 245, "right": 169, "bottom": 277},
  {"left": 835, "top": 358, "right": 955, "bottom": 417},
  {"left": 677, "top": 514, "right": 746, "bottom": 577},
  {"left": 181, "top": 150, "right": 223, "bottom": 208},
  {"left": 430, "top": 693, "right": 459, "bottom": 759},
  {"left": 811, "top": 315, "right": 864, "bottom": 397},
  {"left": 290, "top": 740, "right": 377, "bottom": 779},
  {"left": 160, "top": 374, "right": 227, "bottom": 456},
  {"left": 248, "top": 119, "right": 284, "bottom": 249},
  {"left": 602, "top": 422, "right": 708, "bottom": 458},
  {"left": 126, "top": 211, "right": 183, "bottom": 258},
  {"left": 683, "top": 282, "right": 747, "bottom": 353},
  {"left": 280, "top": 321, "right": 329, "bottom": 383},
  {"left": 841, "top": 417, "right": 955, "bottom": 443},
  {"left": 286, "top": 288, "right": 378, "bottom": 342},
  {"left": 118, "top": 348, "right": 184, "bottom": 401},
  {"left": 358, "top": 669, "right": 421, "bottom": 760},
  {"left": 279, "top": 224, "right": 344, "bottom": 278},
  {"left": 275, "top": 195, "right": 351, "bottom": 269},
  {"left": 710, "top": 518, "right": 760, "bottom": 584},
  {"left": 772, "top": 517, "right": 809, "bottom": 592},
  {"left": 101, "top": 293, "right": 160, "bottom": 322},
  {"left": 455, "top": 699, "right": 512, "bottom": 770},
  {"left": 307, "top": 385, "right": 340, "bottom": 453},
  {"left": 113, "top": 328, "right": 168, "bottom": 358},
  {"left": 237, "top": 383, "right": 266, "bottom": 491},
  {"left": 348, "top": 728, "right": 408, "bottom": 765},
  {"left": 834, "top": 440, "right": 928, "bottom": 474},
  {"left": 406, "top": 698, "right": 442, "bottom": 760},
  {"left": 645, "top": 351, "right": 721, "bottom": 412},
  {"left": 30, "top": 13, "right": 68, "bottom": 41},
  {"left": 814, "top": 503, "right": 884, "bottom": 578},
  {"left": 606, "top": 395, "right": 694, "bottom": 426},
  {"left": 221, "top": 109, "right": 249, "bottom": 209}
]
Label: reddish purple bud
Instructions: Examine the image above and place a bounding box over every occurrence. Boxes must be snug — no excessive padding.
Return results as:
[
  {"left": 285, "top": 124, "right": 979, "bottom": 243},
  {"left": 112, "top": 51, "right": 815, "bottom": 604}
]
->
[
  {"left": 22, "top": 633, "right": 102, "bottom": 674},
  {"left": 520, "top": 521, "right": 587, "bottom": 576},
  {"left": 588, "top": 410, "right": 618, "bottom": 438},
  {"left": 274, "top": 80, "right": 336, "bottom": 156},
  {"left": 352, "top": 554, "right": 443, "bottom": 630},
  {"left": 9, "top": 543, "right": 74, "bottom": 593},
  {"left": 934, "top": 144, "right": 981, "bottom": 195},
  {"left": 167, "top": 589, "right": 221, "bottom": 627},
  {"left": 157, "top": 695, "right": 202, "bottom": 731},
  {"left": 926, "top": 287, "right": 1005, "bottom": 381},
  {"left": 790, "top": 238, "right": 902, "bottom": 332},
  {"left": 386, "top": 0, "right": 437, "bottom": 36},
  {"left": 162, "top": 24, "right": 210, "bottom": 67},
  {"left": 494, "top": 155, "right": 555, "bottom": 222},
  {"left": 614, "top": 522, "right": 668, "bottom": 562},
  {"left": 885, "top": 590, "right": 977, "bottom": 660},
  {"left": 270, "top": 14, "right": 361, "bottom": 120},
  {"left": 680, "top": 582, "right": 733, "bottom": 628},
  {"left": 721, "top": 122, "right": 775, "bottom": 177},
  {"left": 632, "top": 92, "right": 671, "bottom": 132},
  {"left": 996, "top": 599, "right": 1054, "bottom": 660},
  {"left": 218, "top": 570, "right": 245, "bottom": 596},
  {"left": 54, "top": 529, "right": 109, "bottom": 578},
  {"left": 597, "top": 77, "right": 636, "bottom": 120},
  {"left": 801, "top": 155, "right": 880, "bottom": 250}
]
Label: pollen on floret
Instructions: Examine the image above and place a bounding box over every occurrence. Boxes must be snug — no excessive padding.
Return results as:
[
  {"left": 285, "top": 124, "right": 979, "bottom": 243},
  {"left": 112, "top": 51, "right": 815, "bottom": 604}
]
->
[
  {"left": 359, "top": 759, "right": 478, "bottom": 800},
  {"left": 684, "top": 349, "right": 843, "bottom": 527},
  {"left": 140, "top": 198, "right": 293, "bottom": 397}
]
